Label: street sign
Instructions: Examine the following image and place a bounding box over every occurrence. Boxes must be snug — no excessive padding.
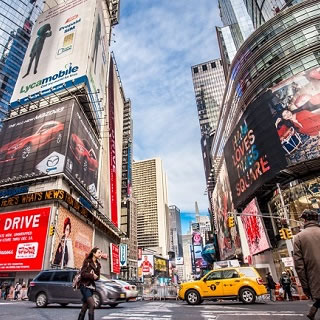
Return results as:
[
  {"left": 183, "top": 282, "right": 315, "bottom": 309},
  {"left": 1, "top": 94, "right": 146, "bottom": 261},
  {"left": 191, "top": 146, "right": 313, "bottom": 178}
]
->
[{"left": 119, "top": 244, "right": 127, "bottom": 267}]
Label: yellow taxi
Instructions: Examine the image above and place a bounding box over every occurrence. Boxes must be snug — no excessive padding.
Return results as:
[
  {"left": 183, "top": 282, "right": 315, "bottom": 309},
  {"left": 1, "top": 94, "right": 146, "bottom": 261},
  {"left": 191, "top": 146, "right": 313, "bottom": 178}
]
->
[{"left": 179, "top": 267, "right": 267, "bottom": 305}]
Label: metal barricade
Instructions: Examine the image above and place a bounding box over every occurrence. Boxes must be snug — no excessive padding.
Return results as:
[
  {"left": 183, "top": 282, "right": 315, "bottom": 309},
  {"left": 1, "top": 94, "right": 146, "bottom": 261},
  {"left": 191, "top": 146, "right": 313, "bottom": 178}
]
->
[{"left": 142, "top": 284, "right": 178, "bottom": 300}]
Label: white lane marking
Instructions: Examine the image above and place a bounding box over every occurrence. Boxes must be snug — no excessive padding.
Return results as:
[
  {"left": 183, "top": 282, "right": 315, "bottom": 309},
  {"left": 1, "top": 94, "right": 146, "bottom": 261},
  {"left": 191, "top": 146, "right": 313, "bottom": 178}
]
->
[{"left": 201, "top": 313, "right": 304, "bottom": 317}]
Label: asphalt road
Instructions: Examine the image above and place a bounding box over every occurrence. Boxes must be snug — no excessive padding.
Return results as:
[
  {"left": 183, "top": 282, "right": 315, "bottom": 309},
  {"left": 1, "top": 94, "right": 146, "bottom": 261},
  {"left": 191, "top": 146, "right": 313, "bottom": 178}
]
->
[{"left": 0, "top": 299, "right": 313, "bottom": 320}]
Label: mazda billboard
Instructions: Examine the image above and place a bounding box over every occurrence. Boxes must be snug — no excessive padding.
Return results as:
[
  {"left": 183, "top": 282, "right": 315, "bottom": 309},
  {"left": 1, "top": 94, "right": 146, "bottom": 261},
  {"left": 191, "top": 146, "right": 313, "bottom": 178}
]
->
[{"left": 0, "top": 99, "right": 100, "bottom": 200}]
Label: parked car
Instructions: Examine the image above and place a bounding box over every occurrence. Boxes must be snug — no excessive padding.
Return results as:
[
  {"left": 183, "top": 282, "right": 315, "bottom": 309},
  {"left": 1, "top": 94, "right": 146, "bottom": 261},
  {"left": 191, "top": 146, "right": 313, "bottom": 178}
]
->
[
  {"left": 69, "top": 134, "right": 98, "bottom": 174},
  {"left": 113, "top": 280, "right": 138, "bottom": 301},
  {"left": 28, "top": 269, "right": 126, "bottom": 308},
  {"left": 178, "top": 267, "right": 267, "bottom": 305},
  {"left": 0, "top": 121, "right": 64, "bottom": 162}
]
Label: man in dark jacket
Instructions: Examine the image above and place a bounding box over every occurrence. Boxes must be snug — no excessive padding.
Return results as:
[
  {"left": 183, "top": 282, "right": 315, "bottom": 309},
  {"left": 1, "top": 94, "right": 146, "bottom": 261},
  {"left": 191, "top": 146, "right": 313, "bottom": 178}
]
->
[
  {"left": 294, "top": 209, "right": 320, "bottom": 319},
  {"left": 266, "top": 272, "right": 276, "bottom": 301},
  {"left": 280, "top": 271, "right": 293, "bottom": 301}
]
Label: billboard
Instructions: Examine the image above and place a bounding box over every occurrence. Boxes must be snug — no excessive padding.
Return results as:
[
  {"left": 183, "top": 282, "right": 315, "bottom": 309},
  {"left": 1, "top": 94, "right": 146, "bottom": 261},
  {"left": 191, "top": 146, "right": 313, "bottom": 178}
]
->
[
  {"left": 0, "top": 207, "right": 50, "bottom": 271},
  {"left": 212, "top": 162, "right": 241, "bottom": 260},
  {"left": 241, "top": 199, "right": 271, "bottom": 255},
  {"left": 0, "top": 99, "right": 100, "bottom": 200},
  {"left": 175, "top": 257, "right": 184, "bottom": 265},
  {"left": 64, "top": 102, "right": 100, "bottom": 199},
  {"left": 268, "top": 66, "right": 320, "bottom": 165},
  {"left": 51, "top": 206, "right": 93, "bottom": 269},
  {"left": 108, "top": 58, "right": 118, "bottom": 226},
  {"left": 224, "top": 90, "right": 287, "bottom": 208},
  {"left": 119, "top": 243, "right": 127, "bottom": 267},
  {"left": 154, "top": 257, "right": 168, "bottom": 273},
  {"left": 138, "top": 254, "right": 154, "bottom": 276},
  {"left": 110, "top": 243, "right": 120, "bottom": 274},
  {"left": 0, "top": 101, "right": 72, "bottom": 181},
  {"left": 10, "top": 0, "right": 107, "bottom": 127}
]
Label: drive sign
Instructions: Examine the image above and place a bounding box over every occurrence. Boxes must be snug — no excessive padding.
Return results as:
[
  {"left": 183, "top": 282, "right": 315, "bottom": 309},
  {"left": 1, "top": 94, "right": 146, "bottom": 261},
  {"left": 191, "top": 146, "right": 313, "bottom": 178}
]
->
[
  {"left": 119, "top": 244, "right": 127, "bottom": 267},
  {"left": 0, "top": 207, "right": 50, "bottom": 271}
]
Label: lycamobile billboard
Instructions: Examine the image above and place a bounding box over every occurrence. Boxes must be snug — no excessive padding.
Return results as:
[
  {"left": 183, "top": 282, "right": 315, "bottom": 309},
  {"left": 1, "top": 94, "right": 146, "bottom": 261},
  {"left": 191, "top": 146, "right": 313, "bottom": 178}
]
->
[{"left": 11, "top": 0, "right": 109, "bottom": 128}]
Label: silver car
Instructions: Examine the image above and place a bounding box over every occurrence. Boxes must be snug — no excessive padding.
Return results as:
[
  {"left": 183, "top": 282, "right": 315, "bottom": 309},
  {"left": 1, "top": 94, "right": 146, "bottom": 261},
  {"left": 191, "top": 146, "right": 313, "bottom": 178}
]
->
[
  {"left": 113, "top": 280, "right": 139, "bottom": 301},
  {"left": 28, "top": 269, "right": 126, "bottom": 308}
]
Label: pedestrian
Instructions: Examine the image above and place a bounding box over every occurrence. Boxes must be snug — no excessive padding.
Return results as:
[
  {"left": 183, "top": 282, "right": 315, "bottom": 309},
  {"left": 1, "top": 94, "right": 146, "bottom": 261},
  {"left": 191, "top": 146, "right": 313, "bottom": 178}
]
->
[
  {"left": 266, "top": 272, "right": 276, "bottom": 302},
  {"left": 77, "top": 247, "right": 102, "bottom": 320},
  {"left": 280, "top": 271, "right": 293, "bottom": 301},
  {"left": 293, "top": 209, "right": 320, "bottom": 319},
  {"left": 14, "top": 282, "right": 21, "bottom": 300}
]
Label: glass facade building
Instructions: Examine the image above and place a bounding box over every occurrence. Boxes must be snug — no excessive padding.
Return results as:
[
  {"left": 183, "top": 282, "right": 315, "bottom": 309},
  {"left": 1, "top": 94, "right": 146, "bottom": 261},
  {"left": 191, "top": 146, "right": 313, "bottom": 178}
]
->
[{"left": 0, "top": 0, "right": 42, "bottom": 120}]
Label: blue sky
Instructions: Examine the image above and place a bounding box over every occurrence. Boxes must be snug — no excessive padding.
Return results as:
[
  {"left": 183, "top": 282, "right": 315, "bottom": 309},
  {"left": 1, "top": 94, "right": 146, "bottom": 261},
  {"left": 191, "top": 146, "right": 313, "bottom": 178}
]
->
[{"left": 112, "top": 1, "right": 221, "bottom": 223}]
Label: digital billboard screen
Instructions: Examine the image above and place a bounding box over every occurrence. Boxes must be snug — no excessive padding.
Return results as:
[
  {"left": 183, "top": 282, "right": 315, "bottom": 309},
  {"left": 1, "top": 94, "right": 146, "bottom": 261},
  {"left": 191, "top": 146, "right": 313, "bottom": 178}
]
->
[
  {"left": 0, "top": 101, "right": 73, "bottom": 182},
  {"left": 224, "top": 90, "right": 287, "bottom": 208},
  {"left": 268, "top": 66, "right": 320, "bottom": 166},
  {"left": 0, "top": 207, "right": 50, "bottom": 271},
  {"left": 241, "top": 198, "right": 271, "bottom": 255},
  {"left": 211, "top": 161, "right": 241, "bottom": 260}
]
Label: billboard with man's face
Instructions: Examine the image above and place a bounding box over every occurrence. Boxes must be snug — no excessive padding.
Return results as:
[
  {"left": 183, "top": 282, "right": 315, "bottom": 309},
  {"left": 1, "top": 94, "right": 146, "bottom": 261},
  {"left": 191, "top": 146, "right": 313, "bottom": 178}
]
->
[
  {"left": 0, "top": 99, "right": 100, "bottom": 200},
  {"left": 138, "top": 255, "right": 154, "bottom": 276}
]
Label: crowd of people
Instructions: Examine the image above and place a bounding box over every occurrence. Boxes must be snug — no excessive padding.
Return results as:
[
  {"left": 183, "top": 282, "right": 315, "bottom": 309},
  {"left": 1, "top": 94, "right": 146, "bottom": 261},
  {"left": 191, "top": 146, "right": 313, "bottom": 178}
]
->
[{"left": 0, "top": 282, "right": 28, "bottom": 301}]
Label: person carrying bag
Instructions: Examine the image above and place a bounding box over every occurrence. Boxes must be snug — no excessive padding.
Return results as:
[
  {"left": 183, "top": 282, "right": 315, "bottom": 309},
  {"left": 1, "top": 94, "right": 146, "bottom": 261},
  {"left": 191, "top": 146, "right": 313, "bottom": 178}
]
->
[{"left": 77, "top": 247, "right": 102, "bottom": 320}]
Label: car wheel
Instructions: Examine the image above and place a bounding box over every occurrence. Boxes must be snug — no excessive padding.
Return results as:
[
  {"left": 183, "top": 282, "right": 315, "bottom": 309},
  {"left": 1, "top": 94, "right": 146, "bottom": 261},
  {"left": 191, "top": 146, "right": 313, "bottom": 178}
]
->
[
  {"left": 21, "top": 143, "right": 31, "bottom": 159},
  {"left": 185, "top": 289, "right": 201, "bottom": 305},
  {"left": 36, "top": 292, "right": 48, "bottom": 308},
  {"left": 240, "top": 288, "right": 256, "bottom": 304},
  {"left": 83, "top": 159, "right": 88, "bottom": 172},
  {"left": 56, "top": 132, "right": 63, "bottom": 144},
  {"left": 109, "top": 303, "right": 118, "bottom": 308},
  {"left": 60, "top": 303, "right": 68, "bottom": 307},
  {"left": 92, "top": 292, "right": 101, "bottom": 308}
]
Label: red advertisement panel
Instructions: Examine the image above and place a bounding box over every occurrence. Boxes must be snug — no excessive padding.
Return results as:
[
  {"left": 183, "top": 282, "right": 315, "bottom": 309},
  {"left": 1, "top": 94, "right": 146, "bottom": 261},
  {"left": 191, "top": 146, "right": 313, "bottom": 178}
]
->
[
  {"left": 0, "top": 207, "right": 50, "bottom": 271},
  {"left": 241, "top": 199, "right": 271, "bottom": 256},
  {"left": 110, "top": 243, "right": 120, "bottom": 274},
  {"left": 108, "top": 58, "right": 118, "bottom": 227}
]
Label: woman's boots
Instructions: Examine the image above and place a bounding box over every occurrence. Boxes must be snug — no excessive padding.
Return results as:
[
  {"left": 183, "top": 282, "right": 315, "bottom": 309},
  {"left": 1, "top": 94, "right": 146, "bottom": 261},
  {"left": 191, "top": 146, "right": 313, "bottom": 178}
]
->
[
  {"left": 77, "top": 311, "right": 86, "bottom": 320},
  {"left": 88, "top": 313, "right": 94, "bottom": 320}
]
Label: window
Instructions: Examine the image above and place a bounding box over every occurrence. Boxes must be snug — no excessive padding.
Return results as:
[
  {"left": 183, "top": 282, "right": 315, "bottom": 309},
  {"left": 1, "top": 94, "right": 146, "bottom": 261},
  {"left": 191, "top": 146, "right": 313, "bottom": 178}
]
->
[
  {"left": 52, "top": 271, "right": 70, "bottom": 282},
  {"left": 202, "top": 64, "right": 208, "bottom": 71},
  {"left": 211, "top": 62, "right": 216, "bottom": 68},
  {"left": 240, "top": 268, "right": 256, "bottom": 278},
  {"left": 206, "top": 271, "right": 222, "bottom": 280},
  {"left": 223, "top": 269, "right": 239, "bottom": 279},
  {"left": 193, "top": 67, "right": 198, "bottom": 74},
  {"left": 36, "top": 272, "right": 52, "bottom": 282}
]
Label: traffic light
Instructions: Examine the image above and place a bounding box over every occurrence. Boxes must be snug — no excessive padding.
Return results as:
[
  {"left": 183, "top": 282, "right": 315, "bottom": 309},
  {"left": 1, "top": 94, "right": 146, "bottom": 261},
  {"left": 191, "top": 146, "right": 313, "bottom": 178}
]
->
[
  {"left": 279, "top": 228, "right": 287, "bottom": 240},
  {"left": 49, "top": 225, "right": 55, "bottom": 236},
  {"left": 285, "top": 228, "right": 293, "bottom": 239},
  {"left": 228, "top": 216, "right": 235, "bottom": 228}
]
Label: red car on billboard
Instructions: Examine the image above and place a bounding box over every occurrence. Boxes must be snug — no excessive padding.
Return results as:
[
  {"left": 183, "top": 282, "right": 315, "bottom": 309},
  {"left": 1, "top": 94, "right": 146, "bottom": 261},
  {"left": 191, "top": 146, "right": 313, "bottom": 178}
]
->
[
  {"left": 69, "top": 134, "right": 98, "bottom": 174},
  {"left": 0, "top": 121, "right": 64, "bottom": 162}
]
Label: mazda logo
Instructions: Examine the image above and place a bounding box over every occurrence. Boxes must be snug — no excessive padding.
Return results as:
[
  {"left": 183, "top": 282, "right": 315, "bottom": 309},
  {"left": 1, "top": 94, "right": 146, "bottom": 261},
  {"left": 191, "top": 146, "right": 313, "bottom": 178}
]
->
[{"left": 47, "top": 155, "right": 59, "bottom": 167}]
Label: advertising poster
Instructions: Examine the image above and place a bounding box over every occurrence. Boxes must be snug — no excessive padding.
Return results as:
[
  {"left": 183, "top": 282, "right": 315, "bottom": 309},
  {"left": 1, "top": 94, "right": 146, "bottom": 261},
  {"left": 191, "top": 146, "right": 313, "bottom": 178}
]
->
[
  {"left": 212, "top": 162, "right": 241, "bottom": 260},
  {"left": 86, "top": 0, "right": 109, "bottom": 125},
  {"left": 138, "top": 254, "right": 154, "bottom": 276},
  {"left": 224, "top": 90, "right": 287, "bottom": 208},
  {"left": 0, "top": 207, "right": 50, "bottom": 271},
  {"left": 192, "top": 231, "right": 202, "bottom": 246},
  {"left": 241, "top": 198, "right": 271, "bottom": 255},
  {"left": 51, "top": 207, "right": 93, "bottom": 269},
  {"left": 65, "top": 102, "right": 100, "bottom": 200},
  {"left": 268, "top": 66, "right": 320, "bottom": 165},
  {"left": 0, "top": 100, "right": 73, "bottom": 183},
  {"left": 175, "top": 257, "right": 184, "bottom": 265},
  {"left": 11, "top": 0, "right": 96, "bottom": 108},
  {"left": 154, "top": 257, "right": 168, "bottom": 273},
  {"left": 110, "top": 243, "right": 120, "bottom": 274},
  {"left": 108, "top": 58, "right": 118, "bottom": 227}
]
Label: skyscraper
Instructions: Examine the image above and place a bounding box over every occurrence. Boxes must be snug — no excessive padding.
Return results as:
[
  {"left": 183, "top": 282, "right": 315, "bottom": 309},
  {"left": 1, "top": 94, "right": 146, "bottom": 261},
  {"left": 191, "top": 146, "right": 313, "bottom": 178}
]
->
[
  {"left": 216, "top": 0, "right": 255, "bottom": 75},
  {"left": 169, "top": 205, "right": 183, "bottom": 258},
  {"left": 132, "top": 158, "right": 170, "bottom": 257},
  {"left": 0, "top": 0, "right": 42, "bottom": 119},
  {"left": 191, "top": 59, "right": 226, "bottom": 136}
]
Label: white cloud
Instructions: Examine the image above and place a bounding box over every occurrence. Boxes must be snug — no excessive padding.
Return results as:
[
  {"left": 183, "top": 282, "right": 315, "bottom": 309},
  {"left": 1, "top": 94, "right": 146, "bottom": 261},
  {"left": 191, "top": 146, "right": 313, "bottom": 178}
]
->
[{"left": 112, "top": 0, "right": 221, "bottom": 212}]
